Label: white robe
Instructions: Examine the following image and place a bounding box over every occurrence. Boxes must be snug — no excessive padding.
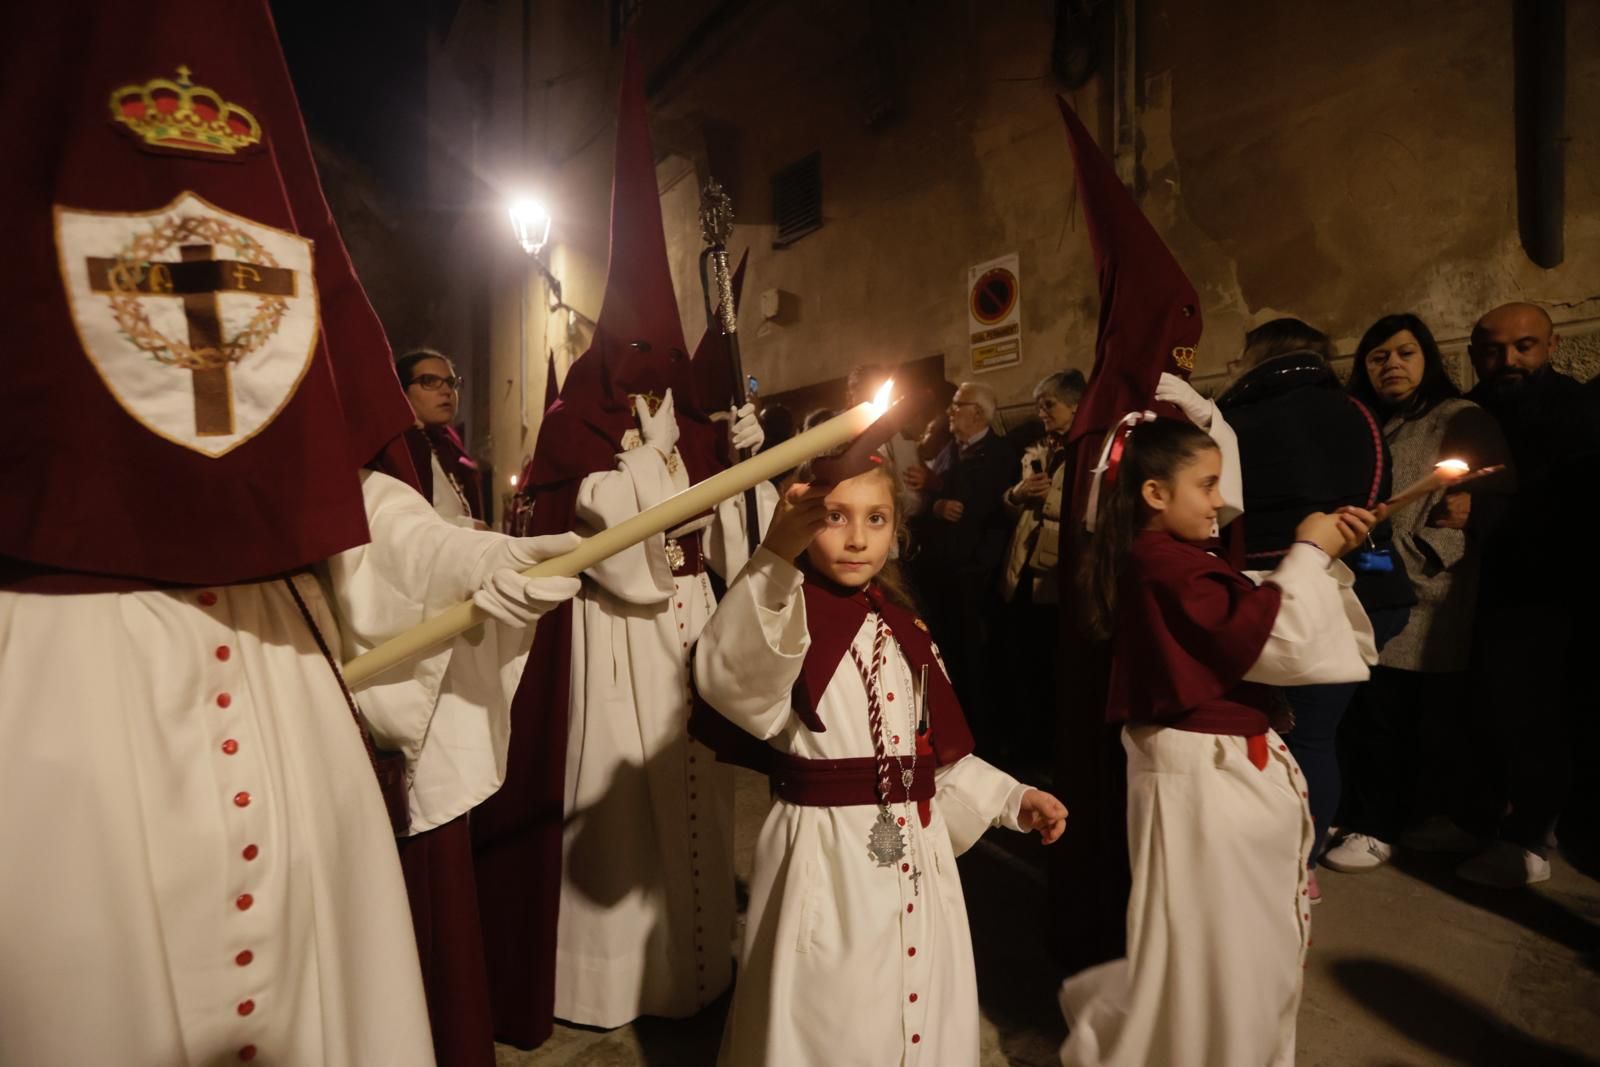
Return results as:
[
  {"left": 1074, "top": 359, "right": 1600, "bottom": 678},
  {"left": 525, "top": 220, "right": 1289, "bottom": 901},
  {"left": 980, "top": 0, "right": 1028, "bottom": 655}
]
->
[
  {"left": 694, "top": 548, "right": 1029, "bottom": 1067},
  {"left": 1058, "top": 546, "right": 1377, "bottom": 1067},
  {"left": 0, "top": 472, "right": 536, "bottom": 1066},
  {"left": 555, "top": 443, "right": 775, "bottom": 1028}
]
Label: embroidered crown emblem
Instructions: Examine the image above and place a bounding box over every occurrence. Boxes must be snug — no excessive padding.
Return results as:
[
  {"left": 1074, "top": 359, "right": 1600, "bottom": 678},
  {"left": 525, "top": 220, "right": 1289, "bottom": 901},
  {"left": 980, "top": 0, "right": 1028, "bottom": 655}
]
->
[
  {"left": 109, "top": 66, "right": 262, "bottom": 157},
  {"left": 1170, "top": 346, "right": 1197, "bottom": 372}
]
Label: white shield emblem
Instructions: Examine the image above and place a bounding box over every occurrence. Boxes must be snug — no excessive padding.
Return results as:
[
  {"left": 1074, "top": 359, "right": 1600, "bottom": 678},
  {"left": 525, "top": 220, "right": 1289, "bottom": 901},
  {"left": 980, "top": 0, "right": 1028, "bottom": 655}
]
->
[{"left": 54, "top": 190, "right": 318, "bottom": 457}]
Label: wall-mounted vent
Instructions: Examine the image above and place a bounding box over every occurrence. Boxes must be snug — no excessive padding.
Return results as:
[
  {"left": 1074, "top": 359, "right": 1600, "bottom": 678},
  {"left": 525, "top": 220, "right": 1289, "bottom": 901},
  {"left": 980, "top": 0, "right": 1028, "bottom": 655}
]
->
[{"left": 772, "top": 152, "right": 822, "bottom": 248}]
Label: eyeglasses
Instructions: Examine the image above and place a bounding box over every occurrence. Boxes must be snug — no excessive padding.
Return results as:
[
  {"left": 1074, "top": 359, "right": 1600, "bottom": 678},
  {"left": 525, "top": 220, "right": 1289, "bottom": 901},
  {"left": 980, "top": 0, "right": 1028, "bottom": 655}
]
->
[
  {"left": 947, "top": 400, "right": 980, "bottom": 413},
  {"left": 409, "top": 374, "right": 462, "bottom": 392}
]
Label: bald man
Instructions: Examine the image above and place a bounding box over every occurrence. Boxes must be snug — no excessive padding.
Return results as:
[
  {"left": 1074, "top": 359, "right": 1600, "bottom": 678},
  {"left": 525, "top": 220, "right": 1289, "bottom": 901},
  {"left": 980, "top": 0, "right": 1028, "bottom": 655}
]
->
[{"left": 1455, "top": 303, "right": 1600, "bottom": 887}]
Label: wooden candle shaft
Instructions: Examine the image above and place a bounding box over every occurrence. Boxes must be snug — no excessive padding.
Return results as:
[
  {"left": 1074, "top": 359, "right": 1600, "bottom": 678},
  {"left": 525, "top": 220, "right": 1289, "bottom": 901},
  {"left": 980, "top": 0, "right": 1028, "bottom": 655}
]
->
[{"left": 342, "top": 400, "right": 881, "bottom": 687}]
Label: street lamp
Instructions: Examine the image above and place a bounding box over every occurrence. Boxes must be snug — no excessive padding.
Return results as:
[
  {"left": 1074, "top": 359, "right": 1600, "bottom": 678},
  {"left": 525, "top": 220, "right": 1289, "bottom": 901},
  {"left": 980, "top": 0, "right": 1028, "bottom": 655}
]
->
[{"left": 507, "top": 198, "right": 551, "bottom": 257}]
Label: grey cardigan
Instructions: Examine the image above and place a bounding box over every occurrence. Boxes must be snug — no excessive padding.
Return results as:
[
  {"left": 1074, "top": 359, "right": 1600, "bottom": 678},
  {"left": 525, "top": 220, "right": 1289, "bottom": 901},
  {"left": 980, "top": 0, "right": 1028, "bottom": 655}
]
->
[{"left": 1378, "top": 397, "right": 1512, "bottom": 672}]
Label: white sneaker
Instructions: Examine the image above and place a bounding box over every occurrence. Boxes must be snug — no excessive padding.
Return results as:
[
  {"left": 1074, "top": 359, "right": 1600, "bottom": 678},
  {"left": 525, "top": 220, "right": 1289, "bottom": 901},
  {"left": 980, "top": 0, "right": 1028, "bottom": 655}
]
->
[
  {"left": 1400, "top": 816, "right": 1480, "bottom": 854},
  {"left": 1322, "top": 832, "right": 1394, "bottom": 873},
  {"left": 1456, "top": 841, "right": 1552, "bottom": 888}
]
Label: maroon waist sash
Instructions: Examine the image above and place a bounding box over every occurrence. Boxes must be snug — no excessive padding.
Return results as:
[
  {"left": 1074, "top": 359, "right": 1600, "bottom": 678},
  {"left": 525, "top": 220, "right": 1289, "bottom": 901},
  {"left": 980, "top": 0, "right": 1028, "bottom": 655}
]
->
[
  {"left": 770, "top": 752, "right": 935, "bottom": 807},
  {"left": 667, "top": 530, "right": 705, "bottom": 577}
]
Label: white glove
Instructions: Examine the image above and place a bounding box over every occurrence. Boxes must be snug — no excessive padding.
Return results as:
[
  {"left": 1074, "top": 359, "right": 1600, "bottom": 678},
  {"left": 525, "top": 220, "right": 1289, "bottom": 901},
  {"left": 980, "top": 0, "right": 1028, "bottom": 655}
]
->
[
  {"left": 635, "top": 388, "right": 679, "bottom": 453},
  {"left": 730, "top": 401, "right": 764, "bottom": 453},
  {"left": 474, "top": 531, "right": 584, "bottom": 627},
  {"left": 472, "top": 570, "right": 582, "bottom": 627},
  {"left": 1155, "top": 372, "right": 1212, "bottom": 430}
]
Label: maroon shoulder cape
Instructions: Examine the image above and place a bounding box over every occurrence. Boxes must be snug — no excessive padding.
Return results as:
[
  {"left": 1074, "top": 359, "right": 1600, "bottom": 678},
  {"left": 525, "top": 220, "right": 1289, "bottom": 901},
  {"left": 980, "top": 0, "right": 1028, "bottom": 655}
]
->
[
  {"left": 690, "top": 570, "right": 975, "bottom": 772},
  {"left": 0, "top": 0, "right": 415, "bottom": 585},
  {"left": 1106, "top": 531, "right": 1281, "bottom": 732},
  {"left": 471, "top": 36, "right": 729, "bottom": 1049},
  {"left": 405, "top": 423, "right": 486, "bottom": 520}
]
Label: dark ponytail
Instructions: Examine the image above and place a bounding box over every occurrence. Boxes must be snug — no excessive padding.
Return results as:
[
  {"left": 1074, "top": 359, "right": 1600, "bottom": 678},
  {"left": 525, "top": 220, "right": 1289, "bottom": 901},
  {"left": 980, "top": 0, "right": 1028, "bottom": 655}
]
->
[{"left": 1080, "top": 418, "right": 1218, "bottom": 639}]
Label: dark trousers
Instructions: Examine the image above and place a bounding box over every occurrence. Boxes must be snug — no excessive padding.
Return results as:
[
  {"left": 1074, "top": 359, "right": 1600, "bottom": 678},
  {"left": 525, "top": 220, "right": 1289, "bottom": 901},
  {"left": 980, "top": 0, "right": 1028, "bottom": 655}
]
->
[
  {"left": 913, "top": 560, "right": 1000, "bottom": 751},
  {"left": 993, "top": 580, "right": 1059, "bottom": 767},
  {"left": 1286, "top": 605, "right": 1410, "bottom": 863},
  {"left": 1470, "top": 606, "right": 1575, "bottom": 857},
  {"left": 1338, "top": 667, "right": 1471, "bottom": 842}
]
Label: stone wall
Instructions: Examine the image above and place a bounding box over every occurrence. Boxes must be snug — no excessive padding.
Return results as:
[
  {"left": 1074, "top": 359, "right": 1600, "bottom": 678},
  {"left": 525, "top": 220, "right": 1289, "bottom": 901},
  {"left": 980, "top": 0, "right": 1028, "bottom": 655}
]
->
[{"left": 424, "top": 0, "right": 1600, "bottom": 486}]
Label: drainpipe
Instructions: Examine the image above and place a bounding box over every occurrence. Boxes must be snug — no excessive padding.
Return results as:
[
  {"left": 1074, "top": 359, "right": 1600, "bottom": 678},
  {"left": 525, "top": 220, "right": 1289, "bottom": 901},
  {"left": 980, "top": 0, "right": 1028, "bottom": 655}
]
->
[
  {"left": 1515, "top": 0, "right": 1566, "bottom": 268},
  {"left": 1112, "top": 0, "right": 1137, "bottom": 189}
]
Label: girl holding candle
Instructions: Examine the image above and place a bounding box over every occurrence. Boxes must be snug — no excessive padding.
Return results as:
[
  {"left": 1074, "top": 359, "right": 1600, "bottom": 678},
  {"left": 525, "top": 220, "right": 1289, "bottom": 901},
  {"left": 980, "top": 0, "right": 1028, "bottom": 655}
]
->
[
  {"left": 1058, "top": 417, "right": 1377, "bottom": 1067},
  {"left": 692, "top": 458, "right": 1067, "bottom": 1066}
]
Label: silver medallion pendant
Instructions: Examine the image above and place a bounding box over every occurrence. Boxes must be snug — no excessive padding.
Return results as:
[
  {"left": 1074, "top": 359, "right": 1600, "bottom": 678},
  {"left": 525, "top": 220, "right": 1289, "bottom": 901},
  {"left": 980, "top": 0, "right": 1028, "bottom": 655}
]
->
[{"left": 867, "top": 809, "right": 907, "bottom": 867}]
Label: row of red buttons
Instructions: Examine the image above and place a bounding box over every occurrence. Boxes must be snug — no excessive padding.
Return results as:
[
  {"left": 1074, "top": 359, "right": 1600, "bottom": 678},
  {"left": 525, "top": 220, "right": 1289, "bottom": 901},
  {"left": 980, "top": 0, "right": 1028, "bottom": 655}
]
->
[
  {"left": 198, "top": 591, "right": 262, "bottom": 1064},
  {"left": 678, "top": 582, "right": 713, "bottom": 1002}
]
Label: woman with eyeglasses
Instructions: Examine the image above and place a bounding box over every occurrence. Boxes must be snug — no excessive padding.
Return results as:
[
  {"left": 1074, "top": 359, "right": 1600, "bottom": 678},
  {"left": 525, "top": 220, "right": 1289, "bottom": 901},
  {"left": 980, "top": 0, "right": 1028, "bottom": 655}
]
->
[
  {"left": 398, "top": 348, "right": 485, "bottom": 526},
  {"left": 1327, "top": 314, "right": 1511, "bottom": 875}
]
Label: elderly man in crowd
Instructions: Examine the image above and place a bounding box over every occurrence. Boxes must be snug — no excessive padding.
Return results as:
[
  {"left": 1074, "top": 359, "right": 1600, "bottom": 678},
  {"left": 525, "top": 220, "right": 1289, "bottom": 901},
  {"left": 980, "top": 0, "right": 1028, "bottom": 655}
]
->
[
  {"left": 1457, "top": 302, "right": 1600, "bottom": 887},
  {"left": 905, "top": 380, "right": 1018, "bottom": 749}
]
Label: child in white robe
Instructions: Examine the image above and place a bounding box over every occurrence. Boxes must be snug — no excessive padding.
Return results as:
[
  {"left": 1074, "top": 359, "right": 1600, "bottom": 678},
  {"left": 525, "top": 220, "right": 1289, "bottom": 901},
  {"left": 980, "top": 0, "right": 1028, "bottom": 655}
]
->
[
  {"left": 693, "top": 459, "right": 1067, "bottom": 1067},
  {"left": 1059, "top": 416, "right": 1377, "bottom": 1067}
]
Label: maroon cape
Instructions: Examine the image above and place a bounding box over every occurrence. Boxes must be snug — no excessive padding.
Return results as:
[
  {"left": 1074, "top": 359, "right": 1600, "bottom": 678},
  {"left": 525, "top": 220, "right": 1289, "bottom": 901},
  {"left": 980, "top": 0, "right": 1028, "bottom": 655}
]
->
[
  {"left": 1108, "top": 531, "right": 1282, "bottom": 735},
  {"left": 405, "top": 423, "right": 486, "bottom": 520},
  {"left": 471, "top": 36, "right": 728, "bottom": 1049},
  {"left": 690, "top": 569, "right": 975, "bottom": 775}
]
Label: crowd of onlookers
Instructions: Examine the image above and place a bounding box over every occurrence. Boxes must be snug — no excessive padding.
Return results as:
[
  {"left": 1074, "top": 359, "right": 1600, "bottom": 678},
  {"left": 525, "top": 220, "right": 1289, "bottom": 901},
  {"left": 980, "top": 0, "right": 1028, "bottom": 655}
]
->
[{"left": 757, "top": 300, "right": 1600, "bottom": 896}]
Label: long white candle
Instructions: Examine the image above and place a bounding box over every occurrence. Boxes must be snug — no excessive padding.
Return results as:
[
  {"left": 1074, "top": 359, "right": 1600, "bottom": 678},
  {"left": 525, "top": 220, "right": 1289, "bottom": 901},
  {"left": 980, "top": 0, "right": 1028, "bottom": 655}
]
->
[{"left": 343, "top": 390, "right": 889, "bottom": 687}]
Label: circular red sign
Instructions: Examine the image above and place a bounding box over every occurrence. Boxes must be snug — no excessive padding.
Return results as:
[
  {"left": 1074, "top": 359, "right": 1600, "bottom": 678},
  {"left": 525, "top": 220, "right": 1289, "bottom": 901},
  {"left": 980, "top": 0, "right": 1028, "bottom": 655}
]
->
[{"left": 970, "top": 267, "right": 1018, "bottom": 326}]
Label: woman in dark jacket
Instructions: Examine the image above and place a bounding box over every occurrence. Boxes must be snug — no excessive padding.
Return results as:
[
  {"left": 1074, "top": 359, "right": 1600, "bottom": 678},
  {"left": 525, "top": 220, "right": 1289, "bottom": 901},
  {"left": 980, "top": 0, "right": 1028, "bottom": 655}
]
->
[{"left": 1217, "top": 318, "right": 1415, "bottom": 897}]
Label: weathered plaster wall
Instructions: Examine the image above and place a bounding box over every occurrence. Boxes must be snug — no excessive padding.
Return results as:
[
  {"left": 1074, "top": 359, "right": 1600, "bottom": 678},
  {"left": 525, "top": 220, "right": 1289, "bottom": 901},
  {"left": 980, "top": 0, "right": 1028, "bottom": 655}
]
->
[{"left": 425, "top": 0, "right": 1599, "bottom": 489}]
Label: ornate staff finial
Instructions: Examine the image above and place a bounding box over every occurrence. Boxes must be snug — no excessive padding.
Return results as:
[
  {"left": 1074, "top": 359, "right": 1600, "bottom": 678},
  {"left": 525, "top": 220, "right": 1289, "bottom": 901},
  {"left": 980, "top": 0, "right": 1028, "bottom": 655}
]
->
[{"left": 699, "top": 179, "right": 734, "bottom": 248}]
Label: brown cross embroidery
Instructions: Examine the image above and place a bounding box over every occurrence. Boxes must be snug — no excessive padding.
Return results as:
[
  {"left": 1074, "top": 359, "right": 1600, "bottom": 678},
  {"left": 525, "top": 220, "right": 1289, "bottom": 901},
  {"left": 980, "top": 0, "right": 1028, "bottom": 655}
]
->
[{"left": 86, "top": 245, "right": 295, "bottom": 436}]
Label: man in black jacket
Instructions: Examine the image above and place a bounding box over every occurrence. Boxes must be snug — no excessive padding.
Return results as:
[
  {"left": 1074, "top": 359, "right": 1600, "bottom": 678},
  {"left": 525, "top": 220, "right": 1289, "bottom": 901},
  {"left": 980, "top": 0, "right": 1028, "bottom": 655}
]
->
[
  {"left": 1217, "top": 319, "right": 1415, "bottom": 885},
  {"left": 1457, "top": 302, "right": 1600, "bottom": 887},
  {"left": 906, "top": 380, "right": 1017, "bottom": 749}
]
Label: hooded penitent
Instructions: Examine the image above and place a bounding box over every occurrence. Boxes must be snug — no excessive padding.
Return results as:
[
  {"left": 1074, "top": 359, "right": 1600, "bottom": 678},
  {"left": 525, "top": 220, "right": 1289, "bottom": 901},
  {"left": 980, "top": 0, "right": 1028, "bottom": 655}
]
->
[
  {"left": 1048, "top": 98, "right": 1210, "bottom": 973},
  {"left": 471, "top": 36, "right": 729, "bottom": 1048},
  {"left": 0, "top": 7, "right": 508, "bottom": 1067}
]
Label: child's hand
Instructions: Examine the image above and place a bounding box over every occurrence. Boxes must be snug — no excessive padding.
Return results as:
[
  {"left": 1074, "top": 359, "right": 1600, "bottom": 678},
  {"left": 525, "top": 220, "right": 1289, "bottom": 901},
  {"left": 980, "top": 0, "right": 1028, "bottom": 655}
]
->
[
  {"left": 763, "top": 482, "right": 830, "bottom": 561},
  {"left": 1293, "top": 511, "right": 1347, "bottom": 559},
  {"left": 1017, "top": 788, "right": 1067, "bottom": 845},
  {"left": 1333, "top": 506, "right": 1377, "bottom": 554}
]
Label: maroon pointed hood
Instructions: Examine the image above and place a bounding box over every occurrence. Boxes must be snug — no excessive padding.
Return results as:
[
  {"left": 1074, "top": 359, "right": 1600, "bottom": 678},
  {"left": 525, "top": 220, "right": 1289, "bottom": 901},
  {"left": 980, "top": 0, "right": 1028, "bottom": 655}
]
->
[
  {"left": 524, "top": 36, "right": 719, "bottom": 493},
  {"left": 1058, "top": 98, "right": 1202, "bottom": 449}
]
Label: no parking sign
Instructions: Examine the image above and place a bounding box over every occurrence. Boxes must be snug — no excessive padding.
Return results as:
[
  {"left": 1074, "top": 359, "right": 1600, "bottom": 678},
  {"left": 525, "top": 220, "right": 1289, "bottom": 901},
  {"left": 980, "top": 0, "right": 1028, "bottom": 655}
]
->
[{"left": 968, "top": 252, "right": 1022, "bottom": 373}]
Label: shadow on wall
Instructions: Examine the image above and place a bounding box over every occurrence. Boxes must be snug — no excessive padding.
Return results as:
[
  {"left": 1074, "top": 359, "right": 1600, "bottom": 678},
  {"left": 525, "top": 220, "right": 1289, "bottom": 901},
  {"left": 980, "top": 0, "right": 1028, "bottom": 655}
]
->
[{"left": 1329, "top": 957, "right": 1598, "bottom": 1066}]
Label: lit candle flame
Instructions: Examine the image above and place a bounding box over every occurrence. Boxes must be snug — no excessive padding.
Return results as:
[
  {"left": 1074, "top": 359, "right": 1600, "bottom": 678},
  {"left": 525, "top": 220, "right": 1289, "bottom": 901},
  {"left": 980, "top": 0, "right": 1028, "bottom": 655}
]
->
[
  {"left": 870, "top": 379, "right": 895, "bottom": 416},
  {"left": 1436, "top": 458, "right": 1469, "bottom": 477},
  {"left": 509, "top": 473, "right": 520, "bottom": 488}
]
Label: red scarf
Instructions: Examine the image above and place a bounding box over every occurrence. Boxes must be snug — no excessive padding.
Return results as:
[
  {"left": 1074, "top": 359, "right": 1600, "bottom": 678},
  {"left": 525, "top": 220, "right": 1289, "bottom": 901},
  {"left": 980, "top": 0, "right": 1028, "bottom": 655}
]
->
[{"left": 691, "top": 568, "right": 975, "bottom": 771}]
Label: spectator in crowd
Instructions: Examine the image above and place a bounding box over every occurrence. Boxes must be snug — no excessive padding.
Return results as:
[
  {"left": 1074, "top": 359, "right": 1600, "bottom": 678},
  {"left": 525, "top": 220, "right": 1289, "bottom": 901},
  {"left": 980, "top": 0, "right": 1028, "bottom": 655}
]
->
[
  {"left": 1326, "top": 314, "right": 1512, "bottom": 873},
  {"left": 905, "top": 381, "right": 1018, "bottom": 747},
  {"left": 1217, "top": 318, "right": 1415, "bottom": 899},
  {"left": 1454, "top": 302, "right": 1600, "bottom": 886},
  {"left": 994, "top": 370, "right": 1086, "bottom": 761}
]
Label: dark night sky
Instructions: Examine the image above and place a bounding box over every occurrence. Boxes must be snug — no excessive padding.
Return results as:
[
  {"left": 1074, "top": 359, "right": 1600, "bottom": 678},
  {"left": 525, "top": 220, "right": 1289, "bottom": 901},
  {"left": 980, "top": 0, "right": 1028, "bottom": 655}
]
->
[{"left": 271, "top": 0, "right": 437, "bottom": 200}]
